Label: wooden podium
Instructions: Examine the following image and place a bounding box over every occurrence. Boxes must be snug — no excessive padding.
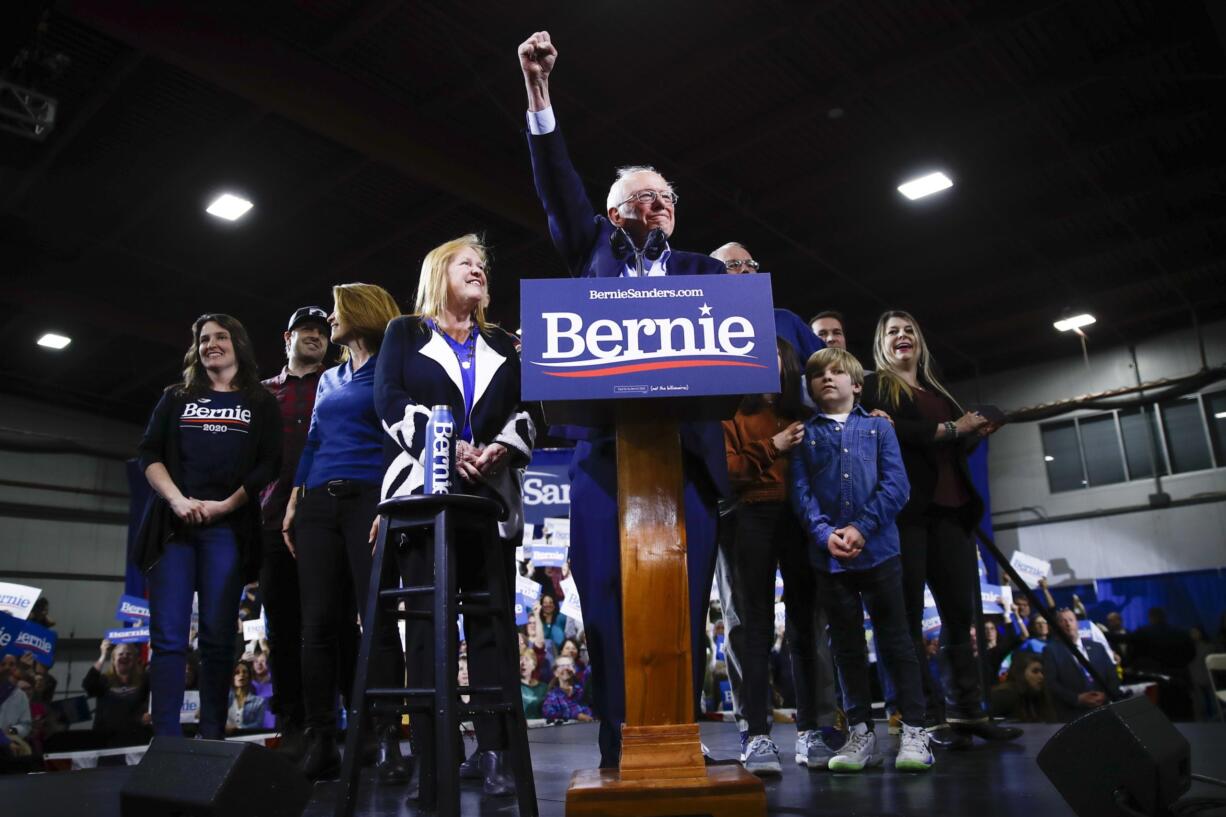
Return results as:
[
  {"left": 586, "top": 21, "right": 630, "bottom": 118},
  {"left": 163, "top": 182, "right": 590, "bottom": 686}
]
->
[{"left": 563, "top": 400, "right": 766, "bottom": 817}]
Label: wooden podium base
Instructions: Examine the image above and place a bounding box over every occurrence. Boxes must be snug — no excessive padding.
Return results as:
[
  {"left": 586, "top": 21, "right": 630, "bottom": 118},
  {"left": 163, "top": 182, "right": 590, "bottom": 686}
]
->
[{"left": 564, "top": 764, "right": 766, "bottom": 817}]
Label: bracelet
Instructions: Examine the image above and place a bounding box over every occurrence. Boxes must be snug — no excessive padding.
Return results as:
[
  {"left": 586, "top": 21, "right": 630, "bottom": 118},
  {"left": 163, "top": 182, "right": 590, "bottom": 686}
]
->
[{"left": 945, "top": 421, "right": 958, "bottom": 439}]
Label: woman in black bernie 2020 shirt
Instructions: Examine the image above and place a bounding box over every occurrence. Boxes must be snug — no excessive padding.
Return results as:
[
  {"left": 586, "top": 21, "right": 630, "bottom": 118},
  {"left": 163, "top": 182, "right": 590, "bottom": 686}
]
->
[{"left": 136, "top": 313, "right": 281, "bottom": 741}]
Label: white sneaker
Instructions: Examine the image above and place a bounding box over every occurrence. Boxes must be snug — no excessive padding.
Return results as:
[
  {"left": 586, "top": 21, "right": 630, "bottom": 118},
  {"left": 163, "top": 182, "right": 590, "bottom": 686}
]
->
[
  {"left": 828, "top": 722, "right": 881, "bottom": 772},
  {"left": 741, "top": 734, "right": 782, "bottom": 776},
  {"left": 895, "top": 723, "right": 934, "bottom": 772},
  {"left": 794, "top": 730, "right": 837, "bottom": 769}
]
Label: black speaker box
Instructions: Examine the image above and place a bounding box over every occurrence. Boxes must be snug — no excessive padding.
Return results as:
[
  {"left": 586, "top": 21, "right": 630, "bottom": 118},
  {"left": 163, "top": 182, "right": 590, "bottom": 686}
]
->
[
  {"left": 1037, "top": 696, "right": 1191, "bottom": 816},
  {"left": 120, "top": 737, "right": 312, "bottom": 817}
]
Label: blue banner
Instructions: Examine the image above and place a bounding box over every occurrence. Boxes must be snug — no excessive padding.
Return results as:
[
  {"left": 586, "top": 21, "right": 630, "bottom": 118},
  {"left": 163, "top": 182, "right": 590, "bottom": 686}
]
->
[
  {"left": 106, "top": 626, "right": 150, "bottom": 644},
  {"left": 115, "top": 594, "right": 150, "bottom": 623},
  {"left": 519, "top": 275, "right": 779, "bottom": 401},
  {"left": 523, "top": 448, "right": 572, "bottom": 525},
  {"left": 514, "top": 595, "right": 529, "bottom": 627},
  {"left": 921, "top": 607, "right": 943, "bottom": 637},
  {"left": 529, "top": 544, "right": 568, "bottom": 568},
  {"left": 0, "top": 610, "right": 57, "bottom": 667}
]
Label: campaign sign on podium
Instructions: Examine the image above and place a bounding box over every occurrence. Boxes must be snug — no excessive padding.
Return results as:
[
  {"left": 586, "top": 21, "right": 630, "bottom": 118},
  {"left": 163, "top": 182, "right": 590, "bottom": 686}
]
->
[
  {"left": 522, "top": 274, "right": 773, "bottom": 816},
  {"left": 519, "top": 274, "right": 779, "bottom": 401}
]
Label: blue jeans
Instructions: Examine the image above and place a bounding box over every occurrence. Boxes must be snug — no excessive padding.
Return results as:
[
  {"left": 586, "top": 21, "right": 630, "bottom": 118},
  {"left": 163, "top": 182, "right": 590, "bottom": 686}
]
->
[
  {"left": 817, "top": 556, "right": 924, "bottom": 728},
  {"left": 148, "top": 523, "right": 243, "bottom": 738}
]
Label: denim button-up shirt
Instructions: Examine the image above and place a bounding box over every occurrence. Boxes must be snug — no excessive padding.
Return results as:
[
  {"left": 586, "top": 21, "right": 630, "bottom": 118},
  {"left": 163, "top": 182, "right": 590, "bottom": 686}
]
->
[{"left": 788, "top": 404, "right": 910, "bottom": 573}]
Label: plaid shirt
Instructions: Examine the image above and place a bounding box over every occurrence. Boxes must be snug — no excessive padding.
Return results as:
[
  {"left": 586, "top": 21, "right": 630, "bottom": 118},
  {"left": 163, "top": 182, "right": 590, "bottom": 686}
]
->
[
  {"left": 541, "top": 683, "right": 590, "bottom": 721},
  {"left": 260, "top": 366, "right": 322, "bottom": 529}
]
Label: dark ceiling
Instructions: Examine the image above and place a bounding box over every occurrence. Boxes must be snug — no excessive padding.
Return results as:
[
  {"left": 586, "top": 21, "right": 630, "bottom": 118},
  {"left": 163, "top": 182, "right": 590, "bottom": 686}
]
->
[{"left": 2, "top": 0, "right": 1225, "bottom": 425}]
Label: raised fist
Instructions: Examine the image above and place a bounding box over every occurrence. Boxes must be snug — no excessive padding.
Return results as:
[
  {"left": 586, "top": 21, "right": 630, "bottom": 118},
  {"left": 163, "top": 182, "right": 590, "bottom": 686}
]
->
[{"left": 518, "top": 31, "right": 557, "bottom": 83}]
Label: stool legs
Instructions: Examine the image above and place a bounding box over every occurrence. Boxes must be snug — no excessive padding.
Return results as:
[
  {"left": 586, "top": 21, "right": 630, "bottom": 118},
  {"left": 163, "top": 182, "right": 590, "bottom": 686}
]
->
[{"left": 431, "top": 507, "right": 460, "bottom": 817}]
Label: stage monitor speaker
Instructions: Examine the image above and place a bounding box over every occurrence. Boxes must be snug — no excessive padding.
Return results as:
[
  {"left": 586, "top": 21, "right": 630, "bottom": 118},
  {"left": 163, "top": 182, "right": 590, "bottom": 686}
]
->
[
  {"left": 120, "top": 736, "right": 311, "bottom": 817},
  {"left": 1037, "top": 696, "right": 1190, "bottom": 816}
]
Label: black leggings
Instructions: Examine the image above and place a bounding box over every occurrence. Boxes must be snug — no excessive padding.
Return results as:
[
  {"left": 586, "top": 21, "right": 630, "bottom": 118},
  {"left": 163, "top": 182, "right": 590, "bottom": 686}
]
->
[
  {"left": 897, "top": 505, "right": 982, "bottom": 718},
  {"left": 399, "top": 523, "right": 516, "bottom": 752},
  {"left": 294, "top": 484, "right": 404, "bottom": 730},
  {"left": 731, "top": 501, "right": 820, "bottom": 736}
]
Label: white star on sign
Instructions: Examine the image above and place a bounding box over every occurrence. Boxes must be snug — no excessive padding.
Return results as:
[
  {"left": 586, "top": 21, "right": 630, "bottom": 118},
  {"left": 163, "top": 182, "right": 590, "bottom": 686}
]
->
[{"left": 699, "top": 303, "right": 713, "bottom": 316}]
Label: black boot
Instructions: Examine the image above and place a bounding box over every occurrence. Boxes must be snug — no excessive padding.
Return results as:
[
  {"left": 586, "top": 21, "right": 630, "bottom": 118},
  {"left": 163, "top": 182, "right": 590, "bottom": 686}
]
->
[
  {"left": 477, "top": 750, "right": 515, "bottom": 797},
  {"left": 300, "top": 727, "right": 341, "bottom": 781},
  {"left": 376, "top": 724, "right": 413, "bottom": 785},
  {"left": 275, "top": 718, "right": 308, "bottom": 764},
  {"left": 950, "top": 719, "right": 1024, "bottom": 742},
  {"left": 458, "top": 750, "right": 483, "bottom": 780}
]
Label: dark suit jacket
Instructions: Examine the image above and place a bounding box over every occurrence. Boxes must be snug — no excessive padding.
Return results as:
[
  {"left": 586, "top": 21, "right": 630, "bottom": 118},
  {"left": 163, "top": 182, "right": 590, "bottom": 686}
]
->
[
  {"left": 526, "top": 127, "right": 730, "bottom": 498},
  {"left": 1043, "top": 637, "right": 1120, "bottom": 722},
  {"left": 859, "top": 372, "right": 983, "bottom": 530}
]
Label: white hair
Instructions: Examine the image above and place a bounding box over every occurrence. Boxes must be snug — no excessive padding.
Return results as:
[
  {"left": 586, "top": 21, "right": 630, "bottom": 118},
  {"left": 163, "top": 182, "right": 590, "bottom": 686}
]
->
[
  {"left": 605, "top": 165, "right": 671, "bottom": 212},
  {"left": 710, "top": 241, "right": 748, "bottom": 259}
]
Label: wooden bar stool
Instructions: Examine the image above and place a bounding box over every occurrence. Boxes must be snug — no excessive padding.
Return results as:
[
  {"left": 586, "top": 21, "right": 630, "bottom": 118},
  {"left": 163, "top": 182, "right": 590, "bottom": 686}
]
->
[{"left": 334, "top": 493, "right": 538, "bottom": 817}]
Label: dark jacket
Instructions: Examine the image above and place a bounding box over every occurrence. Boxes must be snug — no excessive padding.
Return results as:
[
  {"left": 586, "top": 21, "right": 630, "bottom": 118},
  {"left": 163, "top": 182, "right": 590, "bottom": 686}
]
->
[
  {"left": 526, "top": 126, "right": 730, "bottom": 498},
  {"left": 134, "top": 387, "right": 282, "bottom": 582},
  {"left": 859, "top": 372, "right": 983, "bottom": 530},
  {"left": 1042, "top": 637, "right": 1120, "bottom": 722},
  {"left": 374, "top": 316, "right": 534, "bottom": 539}
]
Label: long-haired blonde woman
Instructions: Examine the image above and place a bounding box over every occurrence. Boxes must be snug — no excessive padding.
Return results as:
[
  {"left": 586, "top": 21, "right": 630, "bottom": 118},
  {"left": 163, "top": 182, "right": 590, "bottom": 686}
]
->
[
  {"left": 375, "top": 234, "right": 534, "bottom": 796},
  {"left": 282, "top": 283, "right": 410, "bottom": 782},
  {"left": 859, "top": 310, "right": 1018, "bottom": 748}
]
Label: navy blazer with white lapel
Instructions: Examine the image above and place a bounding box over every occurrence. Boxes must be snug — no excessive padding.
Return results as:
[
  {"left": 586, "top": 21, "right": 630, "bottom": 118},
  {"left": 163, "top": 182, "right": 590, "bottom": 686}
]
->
[
  {"left": 527, "top": 127, "right": 731, "bottom": 498},
  {"left": 374, "top": 315, "right": 535, "bottom": 538}
]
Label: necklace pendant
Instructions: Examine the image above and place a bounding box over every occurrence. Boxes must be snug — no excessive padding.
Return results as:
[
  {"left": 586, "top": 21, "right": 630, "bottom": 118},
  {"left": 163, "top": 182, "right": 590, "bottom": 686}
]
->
[{"left": 461, "top": 360, "right": 471, "bottom": 369}]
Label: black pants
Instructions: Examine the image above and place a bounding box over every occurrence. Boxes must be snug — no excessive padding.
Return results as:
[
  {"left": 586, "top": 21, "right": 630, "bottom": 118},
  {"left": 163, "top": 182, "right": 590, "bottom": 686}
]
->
[
  {"left": 261, "top": 527, "right": 361, "bottom": 727},
  {"left": 294, "top": 483, "right": 404, "bottom": 730},
  {"left": 898, "top": 506, "right": 982, "bottom": 719},
  {"left": 731, "top": 501, "right": 820, "bottom": 737},
  {"left": 399, "top": 522, "right": 516, "bottom": 753},
  {"left": 818, "top": 557, "right": 925, "bottom": 728},
  {"left": 259, "top": 528, "right": 304, "bottom": 726}
]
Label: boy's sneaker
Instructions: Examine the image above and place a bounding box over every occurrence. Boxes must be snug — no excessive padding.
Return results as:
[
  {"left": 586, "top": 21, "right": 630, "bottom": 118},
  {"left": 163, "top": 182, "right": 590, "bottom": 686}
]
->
[
  {"left": 741, "top": 735, "right": 782, "bottom": 776},
  {"left": 887, "top": 711, "right": 902, "bottom": 735},
  {"left": 895, "top": 723, "right": 934, "bottom": 772},
  {"left": 828, "top": 722, "right": 881, "bottom": 772},
  {"left": 795, "top": 730, "right": 837, "bottom": 769}
]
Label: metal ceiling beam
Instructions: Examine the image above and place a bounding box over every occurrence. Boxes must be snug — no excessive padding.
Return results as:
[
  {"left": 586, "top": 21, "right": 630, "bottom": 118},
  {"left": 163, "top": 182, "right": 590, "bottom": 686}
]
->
[
  {"left": 1, "top": 50, "right": 145, "bottom": 212},
  {"left": 61, "top": 0, "right": 540, "bottom": 232}
]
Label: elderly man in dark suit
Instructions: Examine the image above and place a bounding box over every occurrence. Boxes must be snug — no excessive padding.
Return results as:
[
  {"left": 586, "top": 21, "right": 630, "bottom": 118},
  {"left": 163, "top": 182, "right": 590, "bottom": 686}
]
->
[
  {"left": 1043, "top": 608, "right": 1120, "bottom": 722},
  {"left": 519, "top": 30, "right": 731, "bottom": 768}
]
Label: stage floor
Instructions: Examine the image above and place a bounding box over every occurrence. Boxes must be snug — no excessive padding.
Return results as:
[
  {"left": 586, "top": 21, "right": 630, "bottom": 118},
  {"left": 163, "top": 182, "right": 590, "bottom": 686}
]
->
[{"left": 6, "top": 721, "right": 1226, "bottom": 816}]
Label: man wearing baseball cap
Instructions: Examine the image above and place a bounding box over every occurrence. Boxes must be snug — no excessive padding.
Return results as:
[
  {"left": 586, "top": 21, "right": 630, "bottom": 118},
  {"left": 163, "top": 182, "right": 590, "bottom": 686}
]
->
[{"left": 258, "top": 306, "right": 330, "bottom": 755}]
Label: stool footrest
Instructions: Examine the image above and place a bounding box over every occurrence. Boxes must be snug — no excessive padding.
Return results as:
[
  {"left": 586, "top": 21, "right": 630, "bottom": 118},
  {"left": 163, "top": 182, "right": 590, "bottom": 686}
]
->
[{"left": 364, "top": 686, "right": 510, "bottom": 699}]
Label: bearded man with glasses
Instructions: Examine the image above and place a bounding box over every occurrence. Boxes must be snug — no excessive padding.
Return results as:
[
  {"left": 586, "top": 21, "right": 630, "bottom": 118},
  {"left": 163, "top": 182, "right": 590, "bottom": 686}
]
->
[{"left": 518, "top": 30, "right": 732, "bottom": 769}]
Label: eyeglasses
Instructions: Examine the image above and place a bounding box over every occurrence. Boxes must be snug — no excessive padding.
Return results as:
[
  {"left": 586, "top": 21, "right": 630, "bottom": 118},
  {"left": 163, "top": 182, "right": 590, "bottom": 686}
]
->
[
  {"left": 620, "top": 189, "right": 678, "bottom": 207},
  {"left": 723, "top": 259, "right": 760, "bottom": 273}
]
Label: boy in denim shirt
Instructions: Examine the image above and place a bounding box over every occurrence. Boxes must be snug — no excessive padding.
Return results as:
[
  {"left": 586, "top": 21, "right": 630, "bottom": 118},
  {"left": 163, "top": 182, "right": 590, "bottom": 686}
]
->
[{"left": 789, "top": 348, "right": 932, "bottom": 771}]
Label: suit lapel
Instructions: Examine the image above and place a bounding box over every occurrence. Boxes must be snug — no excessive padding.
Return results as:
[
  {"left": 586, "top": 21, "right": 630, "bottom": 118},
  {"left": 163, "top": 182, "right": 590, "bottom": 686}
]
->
[
  {"left": 420, "top": 330, "right": 464, "bottom": 398},
  {"left": 472, "top": 334, "right": 505, "bottom": 412}
]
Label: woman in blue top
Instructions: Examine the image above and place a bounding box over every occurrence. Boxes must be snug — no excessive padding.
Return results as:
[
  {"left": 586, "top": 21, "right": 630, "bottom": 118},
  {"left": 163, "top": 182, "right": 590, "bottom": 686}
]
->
[
  {"left": 376, "top": 234, "right": 534, "bottom": 797},
  {"left": 136, "top": 314, "right": 282, "bottom": 740},
  {"left": 281, "top": 283, "right": 409, "bottom": 782}
]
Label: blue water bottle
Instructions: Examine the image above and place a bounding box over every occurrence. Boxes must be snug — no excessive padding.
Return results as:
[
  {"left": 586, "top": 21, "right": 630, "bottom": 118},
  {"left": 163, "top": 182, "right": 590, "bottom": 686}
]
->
[{"left": 424, "top": 404, "right": 455, "bottom": 495}]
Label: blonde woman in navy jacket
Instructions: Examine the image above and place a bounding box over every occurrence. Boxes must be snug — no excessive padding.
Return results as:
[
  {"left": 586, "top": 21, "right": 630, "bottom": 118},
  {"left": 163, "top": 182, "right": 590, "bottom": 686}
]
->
[{"left": 375, "top": 234, "right": 534, "bottom": 796}]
